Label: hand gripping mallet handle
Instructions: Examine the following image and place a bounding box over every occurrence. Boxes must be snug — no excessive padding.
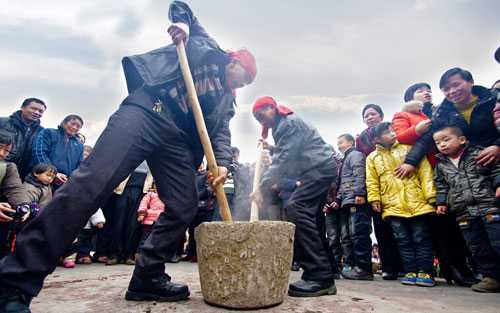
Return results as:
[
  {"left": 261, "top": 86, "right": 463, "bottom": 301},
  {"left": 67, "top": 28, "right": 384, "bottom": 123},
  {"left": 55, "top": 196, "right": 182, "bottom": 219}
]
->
[{"left": 175, "top": 41, "right": 233, "bottom": 222}]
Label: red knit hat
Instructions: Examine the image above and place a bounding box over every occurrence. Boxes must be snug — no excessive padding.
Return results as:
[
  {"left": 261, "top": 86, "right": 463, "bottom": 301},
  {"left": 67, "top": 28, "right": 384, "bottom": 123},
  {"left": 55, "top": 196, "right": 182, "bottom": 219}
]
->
[
  {"left": 227, "top": 49, "right": 257, "bottom": 82},
  {"left": 252, "top": 96, "right": 293, "bottom": 139}
]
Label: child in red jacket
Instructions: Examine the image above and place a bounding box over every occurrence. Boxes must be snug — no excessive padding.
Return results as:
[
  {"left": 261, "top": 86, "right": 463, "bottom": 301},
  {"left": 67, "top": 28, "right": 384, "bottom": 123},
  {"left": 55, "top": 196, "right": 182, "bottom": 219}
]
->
[
  {"left": 392, "top": 100, "right": 436, "bottom": 167},
  {"left": 137, "top": 184, "right": 165, "bottom": 252}
]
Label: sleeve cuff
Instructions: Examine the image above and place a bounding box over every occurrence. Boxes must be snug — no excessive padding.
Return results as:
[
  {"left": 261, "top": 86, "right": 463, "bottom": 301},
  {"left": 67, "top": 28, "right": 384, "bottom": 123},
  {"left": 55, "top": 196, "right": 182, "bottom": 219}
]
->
[{"left": 436, "top": 194, "right": 447, "bottom": 205}]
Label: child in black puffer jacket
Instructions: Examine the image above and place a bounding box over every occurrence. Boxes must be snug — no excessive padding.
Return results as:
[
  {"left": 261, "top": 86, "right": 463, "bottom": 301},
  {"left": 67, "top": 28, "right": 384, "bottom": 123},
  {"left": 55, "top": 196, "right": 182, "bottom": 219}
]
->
[{"left": 433, "top": 125, "right": 500, "bottom": 293}]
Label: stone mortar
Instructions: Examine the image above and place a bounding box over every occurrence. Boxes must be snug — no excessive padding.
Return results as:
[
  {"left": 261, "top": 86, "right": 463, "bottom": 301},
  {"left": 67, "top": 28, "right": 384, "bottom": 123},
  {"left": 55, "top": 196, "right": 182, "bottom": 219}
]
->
[{"left": 195, "top": 221, "right": 295, "bottom": 309}]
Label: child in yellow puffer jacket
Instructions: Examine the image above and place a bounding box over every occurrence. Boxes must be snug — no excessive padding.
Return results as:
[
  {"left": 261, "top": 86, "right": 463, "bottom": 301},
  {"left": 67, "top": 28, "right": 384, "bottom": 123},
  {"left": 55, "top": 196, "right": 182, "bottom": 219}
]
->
[{"left": 366, "top": 122, "right": 436, "bottom": 287}]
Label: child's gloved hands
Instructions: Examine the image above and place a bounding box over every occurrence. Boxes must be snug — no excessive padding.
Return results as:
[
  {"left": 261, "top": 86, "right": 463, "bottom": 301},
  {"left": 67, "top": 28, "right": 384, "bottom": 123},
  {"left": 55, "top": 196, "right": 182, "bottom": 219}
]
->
[
  {"left": 436, "top": 205, "right": 447, "bottom": 215},
  {"left": 355, "top": 196, "right": 366, "bottom": 205}
]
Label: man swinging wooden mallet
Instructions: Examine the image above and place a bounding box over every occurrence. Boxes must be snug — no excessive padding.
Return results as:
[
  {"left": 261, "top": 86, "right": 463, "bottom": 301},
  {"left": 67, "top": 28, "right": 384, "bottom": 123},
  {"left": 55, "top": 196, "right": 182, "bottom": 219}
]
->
[{"left": 0, "top": 2, "right": 256, "bottom": 311}]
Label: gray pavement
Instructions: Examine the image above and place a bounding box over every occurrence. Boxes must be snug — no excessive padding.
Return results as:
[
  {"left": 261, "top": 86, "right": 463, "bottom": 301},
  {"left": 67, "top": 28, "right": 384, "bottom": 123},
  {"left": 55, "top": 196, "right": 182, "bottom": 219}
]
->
[{"left": 31, "top": 262, "right": 499, "bottom": 313}]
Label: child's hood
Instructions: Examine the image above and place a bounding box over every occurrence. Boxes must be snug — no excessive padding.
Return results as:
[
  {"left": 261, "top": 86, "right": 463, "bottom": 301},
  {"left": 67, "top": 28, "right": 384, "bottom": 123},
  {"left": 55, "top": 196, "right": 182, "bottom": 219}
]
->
[{"left": 402, "top": 100, "right": 424, "bottom": 114}]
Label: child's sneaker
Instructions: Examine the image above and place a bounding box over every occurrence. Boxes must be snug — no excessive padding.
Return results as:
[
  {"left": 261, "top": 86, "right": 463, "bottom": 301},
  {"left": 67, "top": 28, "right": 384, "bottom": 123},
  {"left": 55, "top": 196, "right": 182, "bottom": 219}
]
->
[
  {"left": 341, "top": 264, "right": 352, "bottom": 274},
  {"left": 63, "top": 259, "right": 75, "bottom": 268},
  {"left": 416, "top": 272, "right": 435, "bottom": 287},
  {"left": 106, "top": 257, "right": 119, "bottom": 266},
  {"left": 77, "top": 256, "right": 92, "bottom": 264},
  {"left": 401, "top": 272, "right": 417, "bottom": 285},
  {"left": 94, "top": 255, "right": 109, "bottom": 263}
]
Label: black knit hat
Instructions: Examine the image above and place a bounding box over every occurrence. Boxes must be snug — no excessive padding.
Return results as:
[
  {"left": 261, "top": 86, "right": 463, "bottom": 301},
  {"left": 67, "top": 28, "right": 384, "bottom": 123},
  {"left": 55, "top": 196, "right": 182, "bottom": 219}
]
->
[{"left": 404, "top": 82, "right": 431, "bottom": 102}]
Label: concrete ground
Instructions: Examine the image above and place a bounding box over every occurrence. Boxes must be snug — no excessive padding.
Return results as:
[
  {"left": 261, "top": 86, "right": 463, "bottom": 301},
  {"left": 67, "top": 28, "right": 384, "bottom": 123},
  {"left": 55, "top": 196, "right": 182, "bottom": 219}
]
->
[{"left": 32, "top": 262, "right": 499, "bottom": 313}]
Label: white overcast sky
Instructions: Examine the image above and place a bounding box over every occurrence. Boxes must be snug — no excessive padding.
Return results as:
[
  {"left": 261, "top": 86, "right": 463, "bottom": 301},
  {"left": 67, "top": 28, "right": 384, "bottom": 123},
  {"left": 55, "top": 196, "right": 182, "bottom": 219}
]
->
[{"left": 0, "top": 0, "right": 499, "bottom": 162}]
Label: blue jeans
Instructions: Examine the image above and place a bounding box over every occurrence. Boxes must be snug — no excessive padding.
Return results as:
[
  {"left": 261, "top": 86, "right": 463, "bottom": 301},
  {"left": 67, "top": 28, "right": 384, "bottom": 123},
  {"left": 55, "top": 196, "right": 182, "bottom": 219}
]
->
[
  {"left": 458, "top": 214, "right": 500, "bottom": 281},
  {"left": 349, "top": 204, "right": 373, "bottom": 273},
  {"left": 325, "top": 207, "right": 352, "bottom": 268},
  {"left": 389, "top": 215, "right": 433, "bottom": 274}
]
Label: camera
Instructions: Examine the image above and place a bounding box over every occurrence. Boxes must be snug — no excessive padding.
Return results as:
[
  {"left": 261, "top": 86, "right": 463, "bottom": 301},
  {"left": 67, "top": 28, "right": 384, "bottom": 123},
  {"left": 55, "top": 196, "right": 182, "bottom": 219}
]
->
[{"left": 6, "top": 204, "right": 31, "bottom": 222}]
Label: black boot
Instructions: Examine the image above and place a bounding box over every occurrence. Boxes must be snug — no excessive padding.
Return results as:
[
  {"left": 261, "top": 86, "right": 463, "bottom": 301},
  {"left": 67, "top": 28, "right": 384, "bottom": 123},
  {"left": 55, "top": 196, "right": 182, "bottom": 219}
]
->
[
  {"left": 288, "top": 279, "right": 337, "bottom": 297},
  {"left": 382, "top": 272, "right": 398, "bottom": 280},
  {"left": 439, "top": 262, "right": 454, "bottom": 285},
  {"left": 449, "top": 265, "right": 480, "bottom": 287},
  {"left": 166, "top": 253, "right": 182, "bottom": 263},
  {"left": 0, "top": 287, "right": 32, "bottom": 313},
  {"left": 125, "top": 271, "right": 189, "bottom": 302},
  {"left": 342, "top": 266, "right": 374, "bottom": 281}
]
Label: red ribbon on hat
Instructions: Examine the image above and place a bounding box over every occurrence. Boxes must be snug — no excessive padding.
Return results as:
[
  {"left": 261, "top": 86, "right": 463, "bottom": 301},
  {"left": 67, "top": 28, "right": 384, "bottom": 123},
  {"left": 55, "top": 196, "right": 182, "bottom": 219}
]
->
[
  {"left": 252, "top": 96, "right": 293, "bottom": 139},
  {"left": 227, "top": 49, "right": 257, "bottom": 82}
]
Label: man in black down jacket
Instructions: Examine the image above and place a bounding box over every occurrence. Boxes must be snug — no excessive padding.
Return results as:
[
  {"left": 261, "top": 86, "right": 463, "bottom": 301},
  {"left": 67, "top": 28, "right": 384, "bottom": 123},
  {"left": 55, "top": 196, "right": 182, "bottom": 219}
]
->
[
  {"left": 0, "top": 98, "right": 46, "bottom": 179},
  {"left": 253, "top": 96, "right": 338, "bottom": 297},
  {"left": 0, "top": 2, "right": 256, "bottom": 311},
  {"left": 395, "top": 68, "right": 500, "bottom": 178}
]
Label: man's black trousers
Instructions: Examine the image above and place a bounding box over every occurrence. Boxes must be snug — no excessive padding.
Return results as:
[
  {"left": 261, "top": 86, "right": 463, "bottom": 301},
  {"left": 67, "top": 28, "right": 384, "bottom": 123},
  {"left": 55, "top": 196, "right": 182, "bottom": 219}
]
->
[
  {"left": 0, "top": 94, "right": 200, "bottom": 296},
  {"left": 287, "top": 162, "right": 337, "bottom": 282}
]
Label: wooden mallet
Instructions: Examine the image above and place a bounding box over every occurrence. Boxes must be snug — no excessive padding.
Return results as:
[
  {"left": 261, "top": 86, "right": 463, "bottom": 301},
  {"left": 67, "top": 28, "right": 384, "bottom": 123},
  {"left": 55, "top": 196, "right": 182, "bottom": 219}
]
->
[{"left": 175, "top": 40, "right": 233, "bottom": 222}]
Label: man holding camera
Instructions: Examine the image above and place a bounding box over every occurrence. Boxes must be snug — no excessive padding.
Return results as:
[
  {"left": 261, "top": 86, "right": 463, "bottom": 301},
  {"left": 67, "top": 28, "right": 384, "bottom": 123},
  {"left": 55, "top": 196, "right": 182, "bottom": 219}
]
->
[{"left": 0, "top": 130, "right": 31, "bottom": 258}]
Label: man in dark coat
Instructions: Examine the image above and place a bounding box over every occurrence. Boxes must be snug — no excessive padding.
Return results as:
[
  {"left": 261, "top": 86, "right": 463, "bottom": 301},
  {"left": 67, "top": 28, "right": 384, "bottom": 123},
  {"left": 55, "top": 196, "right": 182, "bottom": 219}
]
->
[
  {"left": 0, "top": 98, "right": 46, "bottom": 179},
  {"left": 252, "top": 96, "right": 337, "bottom": 297},
  {"left": 0, "top": 2, "right": 256, "bottom": 311}
]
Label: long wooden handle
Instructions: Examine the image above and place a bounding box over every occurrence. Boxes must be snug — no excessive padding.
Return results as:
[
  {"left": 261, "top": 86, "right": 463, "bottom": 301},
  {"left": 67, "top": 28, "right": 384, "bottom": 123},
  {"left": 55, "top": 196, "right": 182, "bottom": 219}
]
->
[
  {"left": 176, "top": 41, "right": 233, "bottom": 222},
  {"left": 250, "top": 143, "right": 264, "bottom": 222}
]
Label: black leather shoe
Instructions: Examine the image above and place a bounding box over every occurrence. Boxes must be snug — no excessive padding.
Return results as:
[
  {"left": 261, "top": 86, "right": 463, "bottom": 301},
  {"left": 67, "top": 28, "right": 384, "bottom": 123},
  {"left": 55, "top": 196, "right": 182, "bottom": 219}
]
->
[
  {"left": 166, "top": 253, "right": 183, "bottom": 263},
  {"left": 449, "top": 265, "right": 480, "bottom": 287},
  {"left": 125, "top": 272, "right": 189, "bottom": 302},
  {"left": 382, "top": 272, "right": 398, "bottom": 280},
  {"left": 288, "top": 279, "right": 337, "bottom": 297},
  {"left": 291, "top": 261, "right": 300, "bottom": 272},
  {"left": 342, "top": 266, "right": 374, "bottom": 281},
  {"left": 0, "top": 287, "right": 32, "bottom": 313}
]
